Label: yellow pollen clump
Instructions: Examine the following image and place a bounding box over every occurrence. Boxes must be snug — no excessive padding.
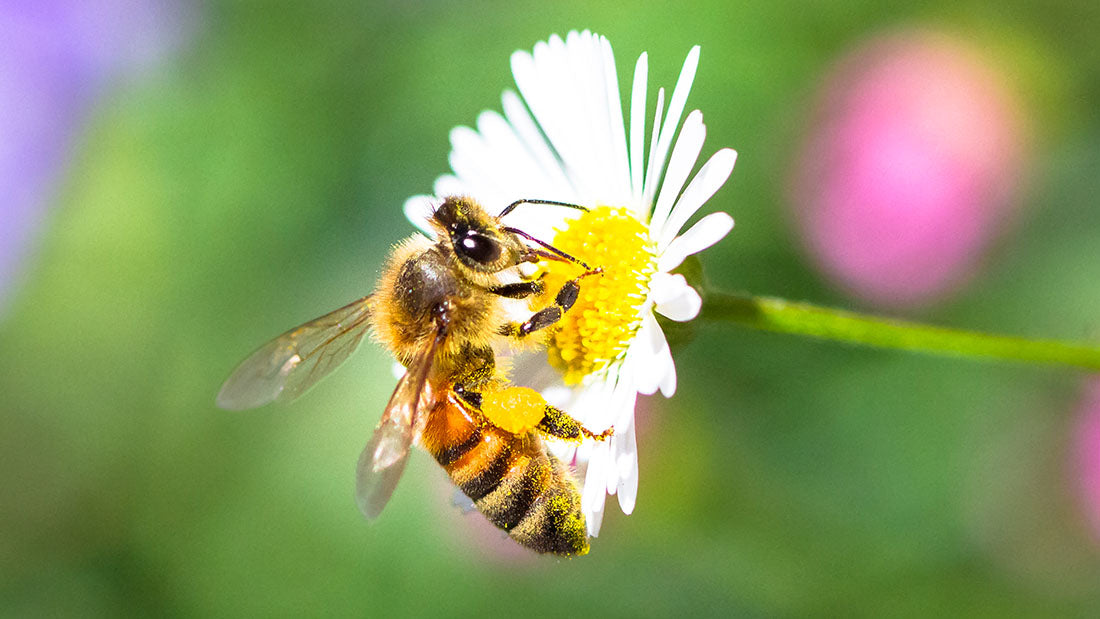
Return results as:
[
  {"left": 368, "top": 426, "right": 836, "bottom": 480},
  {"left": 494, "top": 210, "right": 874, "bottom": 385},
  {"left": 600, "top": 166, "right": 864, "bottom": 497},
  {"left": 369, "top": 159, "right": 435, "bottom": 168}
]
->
[
  {"left": 539, "top": 206, "right": 655, "bottom": 384},
  {"left": 481, "top": 386, "right": 548, "bottom": 435}
]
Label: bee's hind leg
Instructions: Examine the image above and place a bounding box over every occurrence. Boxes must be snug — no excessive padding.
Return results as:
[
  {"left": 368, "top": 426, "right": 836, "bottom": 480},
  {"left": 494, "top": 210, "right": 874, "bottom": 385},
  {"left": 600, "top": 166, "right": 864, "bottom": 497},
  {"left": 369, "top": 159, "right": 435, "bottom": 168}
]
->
[
  {"left": 464, "top": 388, "right": 613, "bottom": 440},
  {"left": 537, "top": 405, "right": 613, "bottom": 443}
]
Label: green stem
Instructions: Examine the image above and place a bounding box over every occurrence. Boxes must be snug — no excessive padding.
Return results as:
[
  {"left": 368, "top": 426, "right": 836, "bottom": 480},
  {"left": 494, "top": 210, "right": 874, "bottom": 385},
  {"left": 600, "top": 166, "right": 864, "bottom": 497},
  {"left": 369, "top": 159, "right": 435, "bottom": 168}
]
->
[{"left": 700, "top": 292, "right": 1100, "bottom": 372}]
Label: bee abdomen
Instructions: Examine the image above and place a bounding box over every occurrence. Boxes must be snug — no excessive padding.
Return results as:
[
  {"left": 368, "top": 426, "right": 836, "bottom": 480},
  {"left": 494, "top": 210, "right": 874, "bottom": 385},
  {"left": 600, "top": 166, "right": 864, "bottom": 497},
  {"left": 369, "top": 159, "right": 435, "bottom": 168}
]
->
[
  {"left": 420, "top": 398, "right": 589, "bottom": 556},
  {"left": 423, "top": 409, "right": 517, "bottom": 501},
  {"left": 455, "top": 436, "right": 515, "bottom": 501},
  {"left": 506, "top": 456, "right": 589, "bottom": 556},
  {"left": 473, "top": 442, "right": 588, "bottom": 556},
  {"left": 474, "top": 450, "right": 552, "bottom": 531},
  {"left": 432, "top": 426, "right": 482, "bottom": 467}
]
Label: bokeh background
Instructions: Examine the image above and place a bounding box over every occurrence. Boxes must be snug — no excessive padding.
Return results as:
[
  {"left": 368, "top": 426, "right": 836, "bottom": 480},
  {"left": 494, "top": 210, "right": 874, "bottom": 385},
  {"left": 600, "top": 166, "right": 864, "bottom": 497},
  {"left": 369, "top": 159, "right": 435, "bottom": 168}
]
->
[{"left": 4, "top": 1, "right": 1100, "bottom": 616}]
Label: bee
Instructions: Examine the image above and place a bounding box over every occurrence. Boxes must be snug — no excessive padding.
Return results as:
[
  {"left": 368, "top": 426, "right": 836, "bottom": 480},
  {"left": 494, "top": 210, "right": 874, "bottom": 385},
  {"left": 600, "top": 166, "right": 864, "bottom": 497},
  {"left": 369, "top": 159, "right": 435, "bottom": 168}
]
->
[{"left": 217, "top": 196, "right": 610, "bottom": 556}]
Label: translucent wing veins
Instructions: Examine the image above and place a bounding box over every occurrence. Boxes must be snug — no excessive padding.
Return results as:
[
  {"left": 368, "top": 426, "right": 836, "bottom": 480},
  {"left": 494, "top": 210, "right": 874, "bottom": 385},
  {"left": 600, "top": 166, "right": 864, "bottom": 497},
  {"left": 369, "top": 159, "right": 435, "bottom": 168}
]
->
[
  {"left": 216, "top": 295, "right": 374, "bottom": 410},
  {"left": 355, "top": 329, "right": 444, "bottom": 520}
]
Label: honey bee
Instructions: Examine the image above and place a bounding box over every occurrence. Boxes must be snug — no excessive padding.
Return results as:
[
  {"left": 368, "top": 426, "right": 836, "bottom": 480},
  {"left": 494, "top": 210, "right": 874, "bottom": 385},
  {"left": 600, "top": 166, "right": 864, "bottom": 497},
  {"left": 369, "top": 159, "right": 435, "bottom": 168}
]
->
[{"left": 217, "top": 196, "right": 610, "bottom": 556}]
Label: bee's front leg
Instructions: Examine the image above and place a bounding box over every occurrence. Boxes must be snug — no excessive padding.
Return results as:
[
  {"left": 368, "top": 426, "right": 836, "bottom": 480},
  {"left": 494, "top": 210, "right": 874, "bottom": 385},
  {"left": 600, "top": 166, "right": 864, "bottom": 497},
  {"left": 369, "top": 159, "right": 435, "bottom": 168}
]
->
[
  {"left": 488, "top": 278, "right": 544, "bottom": 299},
  {"left": 498, "top": 268, "right": 602, "bottom": 338}
]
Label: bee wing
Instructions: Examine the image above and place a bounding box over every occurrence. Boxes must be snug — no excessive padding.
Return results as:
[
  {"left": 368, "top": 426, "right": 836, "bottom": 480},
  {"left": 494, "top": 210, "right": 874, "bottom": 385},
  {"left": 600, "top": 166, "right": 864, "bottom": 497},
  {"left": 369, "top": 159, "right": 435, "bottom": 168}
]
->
[
  {"left": 216, "top": 295, "right": 375, "bottom": 410},
  {"left": 355, "top": 332, "right": 442, "bottom": 520}
]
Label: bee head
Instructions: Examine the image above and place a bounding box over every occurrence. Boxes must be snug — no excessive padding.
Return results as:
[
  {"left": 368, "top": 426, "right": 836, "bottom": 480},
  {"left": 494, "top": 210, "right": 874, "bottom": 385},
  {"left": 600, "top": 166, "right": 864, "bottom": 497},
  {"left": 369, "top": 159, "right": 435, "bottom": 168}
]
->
[{"left": 432, "top": 196, "right": 526, "bottom": 273}]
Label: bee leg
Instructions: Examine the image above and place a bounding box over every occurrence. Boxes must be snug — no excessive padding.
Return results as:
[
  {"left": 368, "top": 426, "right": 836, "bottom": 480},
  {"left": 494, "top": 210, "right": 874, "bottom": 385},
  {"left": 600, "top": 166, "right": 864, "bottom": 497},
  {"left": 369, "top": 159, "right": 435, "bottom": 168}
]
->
[
  {"left": 451, "top": 344, "right": 497, "bottom": 408},
  {"left": 452, "top": 384, "right": 483, "bottom": 409},
  {"left": 536, "top": 405, "right": 613, "bottom": 442},
  {"left": 499, "top": 269, "right": 601, "bottom": 338},
  {"left": 452, "top": 343, "right": 496, "bottom": 386},
  {"left": 489, "top": 278, "right": 544, "bottom": 299}
]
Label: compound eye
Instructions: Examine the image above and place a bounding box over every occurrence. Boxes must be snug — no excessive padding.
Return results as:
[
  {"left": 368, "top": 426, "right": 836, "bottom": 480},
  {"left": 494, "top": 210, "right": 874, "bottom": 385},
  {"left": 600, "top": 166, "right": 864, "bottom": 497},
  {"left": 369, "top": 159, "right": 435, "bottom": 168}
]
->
[{"left": 458, "top": 231, "right": 502, "bottom": 264}]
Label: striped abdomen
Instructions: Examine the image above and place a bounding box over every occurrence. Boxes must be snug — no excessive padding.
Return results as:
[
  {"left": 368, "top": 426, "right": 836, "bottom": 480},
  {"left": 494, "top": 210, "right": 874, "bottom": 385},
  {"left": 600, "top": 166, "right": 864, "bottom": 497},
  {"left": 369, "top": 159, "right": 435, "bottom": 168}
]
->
[{"left": 419, "top": 392, "right": 589, "bottom": 556}]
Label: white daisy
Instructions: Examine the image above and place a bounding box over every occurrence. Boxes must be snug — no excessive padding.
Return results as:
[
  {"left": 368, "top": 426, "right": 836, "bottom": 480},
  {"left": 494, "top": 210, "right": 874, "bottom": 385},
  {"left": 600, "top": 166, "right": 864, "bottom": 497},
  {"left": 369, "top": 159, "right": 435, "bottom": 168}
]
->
[{"left": 404, "top": 30, "right": 737, "bottom": 536}]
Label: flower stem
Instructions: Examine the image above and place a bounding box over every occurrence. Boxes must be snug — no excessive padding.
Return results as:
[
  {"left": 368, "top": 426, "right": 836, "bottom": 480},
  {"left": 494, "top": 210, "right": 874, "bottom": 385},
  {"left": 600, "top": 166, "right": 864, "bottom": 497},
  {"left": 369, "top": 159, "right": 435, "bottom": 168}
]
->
[{"left": 700, "top": 292, "right": 1100, "bottom": 371}]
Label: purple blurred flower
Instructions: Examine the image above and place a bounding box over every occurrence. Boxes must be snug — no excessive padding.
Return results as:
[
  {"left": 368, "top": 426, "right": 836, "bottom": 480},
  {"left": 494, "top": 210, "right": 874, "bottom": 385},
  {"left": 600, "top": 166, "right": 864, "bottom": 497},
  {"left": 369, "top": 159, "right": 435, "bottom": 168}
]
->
[
  {"left": 791, "top": 30, "right": 1029, "bottom": 308},
  {"left": 0, "top": 1, "right": 194, "bottom": 314}
]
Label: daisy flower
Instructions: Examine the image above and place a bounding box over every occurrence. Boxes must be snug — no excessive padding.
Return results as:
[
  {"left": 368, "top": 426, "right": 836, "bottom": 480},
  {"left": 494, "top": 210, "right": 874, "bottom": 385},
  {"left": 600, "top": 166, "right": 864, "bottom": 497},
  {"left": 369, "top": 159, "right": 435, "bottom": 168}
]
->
[{"left": 404, "top": 30, "right": 737, "bottom": 536}]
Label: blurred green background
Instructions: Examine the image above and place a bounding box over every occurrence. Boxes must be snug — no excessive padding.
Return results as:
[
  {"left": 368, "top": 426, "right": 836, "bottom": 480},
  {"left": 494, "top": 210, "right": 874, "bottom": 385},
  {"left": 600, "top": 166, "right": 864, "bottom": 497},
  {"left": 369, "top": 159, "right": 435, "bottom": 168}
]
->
[{"left": 4, "top": 1, "right": 1100, "bottom": 616}]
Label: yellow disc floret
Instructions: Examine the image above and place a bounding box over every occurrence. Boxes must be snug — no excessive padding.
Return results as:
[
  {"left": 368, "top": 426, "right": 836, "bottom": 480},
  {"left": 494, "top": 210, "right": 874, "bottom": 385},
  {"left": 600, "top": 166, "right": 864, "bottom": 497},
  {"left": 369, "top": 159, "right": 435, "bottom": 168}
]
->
[
  {"left": 481, "top": 386, "right": 549, "bottom": 435},
  {"left": 540, "top": 206, "right": 656, "bottom": 384}
]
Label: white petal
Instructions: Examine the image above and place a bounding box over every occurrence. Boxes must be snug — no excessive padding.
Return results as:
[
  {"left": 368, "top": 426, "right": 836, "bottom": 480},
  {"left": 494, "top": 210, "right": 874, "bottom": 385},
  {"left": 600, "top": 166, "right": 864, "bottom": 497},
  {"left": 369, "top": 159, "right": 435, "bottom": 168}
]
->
[
  {"left": 446, "top": 117, "right": 545, "bottom": 213},
  {"left": 632, "top": 314, "right": 672, "bottom": 396},
  {"left": 658, "top": 148, "right": 738, "bottom": 251},
  {"left": 474, "top": 110, "right": 550, "bottom": 204},
  {"left": 649, "top": 109, "right": 706, "bottom": 234},
  {"left": 651, "top": 272, "right": 702, "bottom": 322},
  {"left": 550, "top": 441, "right": 577, "bottom": 465},
  {"left": 641, "top": 87, "right": 665, "bottom": 209},
  {"left": 514, "top": 31, "right": 619, "bottom": 204},
  {"left": 432, "top": 174, "right": 467, "bottom": 199},
  {"left": 511, "top": 39, "right": 556, "bottom": 135},
  {"left": 521, "top": 35, "right": 585, "bottom": 193},
  {"left": 603, "top": 369, "right": 637, "bottom": 496},
  {"left": 581, "top": 441, "right": 610, "bottom": 536},
  {"left": 577, "top": 371, "right": 617, "bottom": 431},
  {"left": 446, "top": 126, "right": 500, "bottom": 203},
  {"left": 511, "top": 43, "right": 570, "bottom": 184},
  {"left": 402, "top": 195, "right": 436, "bottom": 236},
  {"left": 501, "top": 90, "right": 575, "bottom": 198},
  {"left": 597, "top": 36, "right": 631, "bottom": 206},
  {"left": 555, "top": 371, "right": 612, "bottom": 439},
  {"left": 541, "top": 385, "right": 573, "bottom": 409},
  {"left": 636, "top": 312, "right": 678, "bottom": 397},
  {"left": 614, "top": 421, "right": 639, "bottom": 514},
  {"left": 657, "top": 341, "right": 677, "bottom": 397},
  {"left": 628, "top": 52, "right": 648, "bottom": 208},
  {"left": 562, "top": 31, "right": 606, "bottom": 199},
  {"left": 658, "top": 211, "right": 734, "bottom": 272},
  {"left": 577, "top": 32, "right": 631, "bottom": 204},
  {"left": 586, "top": 505, "right": 605, "bottom": 538},
  {"left": 605, "top": 428, "right": 623, "bottom": 497},
  {"left": 604, "top": 455, "right": 619, "bottom": 497},
  {"left": 642, "top": 45, "right": 700, "bottom": 207},
  {"left": 611, "top": 364, "right": 638, "bottom": 432}
]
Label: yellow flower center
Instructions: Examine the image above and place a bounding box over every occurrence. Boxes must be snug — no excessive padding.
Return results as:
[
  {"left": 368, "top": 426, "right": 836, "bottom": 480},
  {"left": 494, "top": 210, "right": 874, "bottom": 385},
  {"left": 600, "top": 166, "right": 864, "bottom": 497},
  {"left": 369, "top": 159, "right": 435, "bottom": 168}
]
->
[{"left": 538, "top": 206, "right": 656, "bottom": 384}]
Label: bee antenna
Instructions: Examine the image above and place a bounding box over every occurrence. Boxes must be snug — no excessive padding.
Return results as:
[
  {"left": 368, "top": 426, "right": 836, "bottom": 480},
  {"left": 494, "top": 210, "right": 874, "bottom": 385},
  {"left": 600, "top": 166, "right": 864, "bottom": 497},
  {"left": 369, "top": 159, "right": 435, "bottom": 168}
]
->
[
  {"left": 503, "top": 226, "right": 593, "bottom": 271},
  {"left": 498, "top": 198, "right": 589, "bottom": 219}
]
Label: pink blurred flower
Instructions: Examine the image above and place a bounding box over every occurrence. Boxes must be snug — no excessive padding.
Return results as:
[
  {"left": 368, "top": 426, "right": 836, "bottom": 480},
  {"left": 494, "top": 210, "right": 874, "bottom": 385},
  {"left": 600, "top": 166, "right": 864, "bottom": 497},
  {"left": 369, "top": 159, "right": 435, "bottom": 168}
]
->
[{"left": 791, "top": 29, "right": 1029, "bottom": 308}]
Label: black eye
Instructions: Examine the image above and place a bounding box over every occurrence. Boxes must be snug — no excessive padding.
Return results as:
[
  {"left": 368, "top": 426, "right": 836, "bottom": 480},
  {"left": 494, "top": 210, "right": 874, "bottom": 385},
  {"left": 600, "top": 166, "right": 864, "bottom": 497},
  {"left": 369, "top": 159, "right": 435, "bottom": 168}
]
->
[{"left": 457, "top": 230, "right": 501, "bottom": 264}]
